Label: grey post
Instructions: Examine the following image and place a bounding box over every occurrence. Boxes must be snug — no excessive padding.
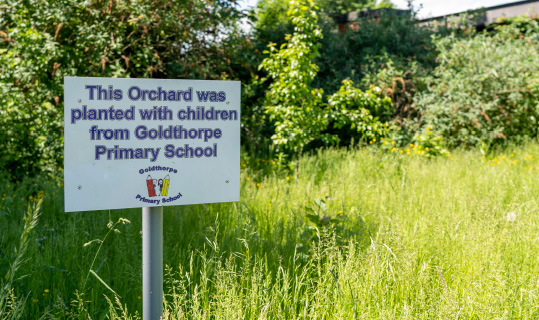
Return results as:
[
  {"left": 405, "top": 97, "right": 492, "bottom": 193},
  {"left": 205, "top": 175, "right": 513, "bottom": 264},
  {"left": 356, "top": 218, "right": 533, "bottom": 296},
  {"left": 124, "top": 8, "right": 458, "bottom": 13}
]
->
[{"left": 142, "top": 206, "right": 163, "bottom": 320}]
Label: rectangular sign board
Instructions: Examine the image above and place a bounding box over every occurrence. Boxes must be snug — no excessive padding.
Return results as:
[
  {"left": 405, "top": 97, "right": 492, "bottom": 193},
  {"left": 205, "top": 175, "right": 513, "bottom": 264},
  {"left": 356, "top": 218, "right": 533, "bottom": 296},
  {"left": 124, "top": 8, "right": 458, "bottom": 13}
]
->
[{"left": 64, "top": 77, "right": 240, "bottom": 212}]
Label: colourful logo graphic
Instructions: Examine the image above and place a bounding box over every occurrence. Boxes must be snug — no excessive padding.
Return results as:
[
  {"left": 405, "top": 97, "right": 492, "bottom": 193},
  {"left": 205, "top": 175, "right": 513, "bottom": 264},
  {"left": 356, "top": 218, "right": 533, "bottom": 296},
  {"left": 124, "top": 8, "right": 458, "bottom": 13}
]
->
[
  {"left": 145, "top": 174, "right": 171, "bottom": 197},
  {"left": 136, "top": 166, "right": 182, "bottom": 205}
]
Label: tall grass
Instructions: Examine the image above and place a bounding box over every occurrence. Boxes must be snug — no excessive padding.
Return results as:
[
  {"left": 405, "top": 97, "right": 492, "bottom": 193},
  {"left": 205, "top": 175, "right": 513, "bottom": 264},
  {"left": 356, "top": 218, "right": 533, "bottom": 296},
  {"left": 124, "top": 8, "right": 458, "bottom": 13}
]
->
[{"left": 1, "top": 144, "right": 539, "bottom": 319}]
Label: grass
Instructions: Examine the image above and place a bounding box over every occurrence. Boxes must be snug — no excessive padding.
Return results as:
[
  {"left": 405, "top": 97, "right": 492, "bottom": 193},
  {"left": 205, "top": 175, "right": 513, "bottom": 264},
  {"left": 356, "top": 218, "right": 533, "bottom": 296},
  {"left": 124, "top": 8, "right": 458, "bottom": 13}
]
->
[{"left": 2, "top": 144, "right": 539, "bottom": 319}]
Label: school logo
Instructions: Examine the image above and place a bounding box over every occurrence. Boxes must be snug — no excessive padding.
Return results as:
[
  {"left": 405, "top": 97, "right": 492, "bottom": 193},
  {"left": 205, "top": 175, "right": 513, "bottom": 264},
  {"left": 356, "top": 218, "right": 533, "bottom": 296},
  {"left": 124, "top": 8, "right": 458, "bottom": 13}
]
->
[
  {"left": 146, "top": 174, "right": 170, "bottom": 197},
  {"left": 136, "top": 166, "right": 182, "bottom": 205}
]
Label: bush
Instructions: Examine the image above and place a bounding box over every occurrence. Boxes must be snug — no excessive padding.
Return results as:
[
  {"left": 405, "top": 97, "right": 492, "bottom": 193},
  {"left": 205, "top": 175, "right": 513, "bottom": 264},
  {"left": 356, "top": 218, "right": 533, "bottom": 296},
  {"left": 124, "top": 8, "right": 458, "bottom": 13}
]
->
[
  {"left": 314, "top": 8, "right": 437, "bottom": 94},
  {"left": 414, "top": 17, "right": 539, "bottom": 148},
  {"left": 326, "top": 79, "right": 391, "bottom": 146},
  {"left": 0, "top": 0, "right": 246, "bottom": 180}
]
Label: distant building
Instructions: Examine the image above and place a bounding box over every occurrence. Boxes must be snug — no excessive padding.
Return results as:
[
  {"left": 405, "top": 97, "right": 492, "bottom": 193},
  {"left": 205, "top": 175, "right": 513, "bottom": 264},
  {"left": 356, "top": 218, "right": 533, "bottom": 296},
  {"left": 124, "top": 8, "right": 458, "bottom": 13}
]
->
[
  {"left": 335, "top": 8, "right": 410, "bottom": 33},
  {"left": 335, "top": 0, "right": 539, "bottom": 33},
  {"left": 419, "top": 0, "right": 539, "bottom": 28}
]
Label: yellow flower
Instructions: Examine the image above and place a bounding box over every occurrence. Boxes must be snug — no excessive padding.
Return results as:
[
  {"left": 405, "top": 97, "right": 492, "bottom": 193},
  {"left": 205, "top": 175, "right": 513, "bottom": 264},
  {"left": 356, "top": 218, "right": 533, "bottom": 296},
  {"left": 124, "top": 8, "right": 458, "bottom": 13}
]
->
[
  {"left": 268, "top": 202, "right": 272, "bottom": 206},
  {"left": 425, "top": 147, "right": 429, "bottom": 151},
  {"left": 44, "top": 289, "right": 49, "bottom": 293},
  {"left": 256, "top": 183, "right": 261, "bottom": 188},
  {"left": 400, "top": 150, "right": 404, "bottom": 154},
  {"left": 33, "top": 299, "right": 38, "bottom": 303},
  {"left": 373, "top": 138, "right": 376, "bottom": 142},
  {"left": 410, "top": 144, "right": 414, "bottom": 148},
  {"left": 510, "top": 153, "right": 514, "bottom": 157},
  {"left": 391, "top": 141, "right": 395, "bottom": 145},
  {"left": 391, "top": 147, "right": 396, "bottom": 152},
  {"left": 246, "top": 177, "right": 250, "bottom": 181},
  {"left": 286, "top": 176, "right": 290, "bottom": 180}
]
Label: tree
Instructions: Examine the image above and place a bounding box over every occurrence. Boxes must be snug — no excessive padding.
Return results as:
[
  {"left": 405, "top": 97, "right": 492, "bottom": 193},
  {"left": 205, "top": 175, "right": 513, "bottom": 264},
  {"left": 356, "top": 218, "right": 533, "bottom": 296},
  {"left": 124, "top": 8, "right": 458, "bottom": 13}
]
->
[
  {"left": 0, "top": 0, "right": 247, "bottom": 179},
  {"left": 260, "top": 0, "right": 331, "bottom": 178}
]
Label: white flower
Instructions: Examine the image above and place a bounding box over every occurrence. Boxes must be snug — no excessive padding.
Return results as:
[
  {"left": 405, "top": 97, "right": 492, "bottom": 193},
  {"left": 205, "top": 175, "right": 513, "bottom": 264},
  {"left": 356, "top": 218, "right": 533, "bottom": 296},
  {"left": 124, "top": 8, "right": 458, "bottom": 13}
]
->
[{"left": 506, "top": 211, "right": 517, "bottom": 222}]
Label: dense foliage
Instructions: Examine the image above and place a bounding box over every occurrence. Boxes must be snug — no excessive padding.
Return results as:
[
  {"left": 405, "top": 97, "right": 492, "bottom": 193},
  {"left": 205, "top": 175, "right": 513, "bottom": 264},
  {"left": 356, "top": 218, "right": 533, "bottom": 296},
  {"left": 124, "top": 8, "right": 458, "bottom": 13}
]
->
[
  {"left": 1, "top": 0, "right": 539, "bottom": 177},
  {"left": 260, "top": 0, "right": 328, "bottom": 159},
  {"left": 0, "top": 0, "right": 248, "bottom": 179},
  {"left": 415, "top": 17, "right": 539, "bottom": 148}
]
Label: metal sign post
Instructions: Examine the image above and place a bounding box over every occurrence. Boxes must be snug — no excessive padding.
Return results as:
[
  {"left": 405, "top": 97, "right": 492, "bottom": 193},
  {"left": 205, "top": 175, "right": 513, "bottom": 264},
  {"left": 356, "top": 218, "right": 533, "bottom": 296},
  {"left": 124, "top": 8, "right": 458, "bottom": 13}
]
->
[
  {"left": 142, "top": 206, "right": 163, "bottom": 320},
  {"left": 64, "top": 77, "right": 240, "bottom": 320}
]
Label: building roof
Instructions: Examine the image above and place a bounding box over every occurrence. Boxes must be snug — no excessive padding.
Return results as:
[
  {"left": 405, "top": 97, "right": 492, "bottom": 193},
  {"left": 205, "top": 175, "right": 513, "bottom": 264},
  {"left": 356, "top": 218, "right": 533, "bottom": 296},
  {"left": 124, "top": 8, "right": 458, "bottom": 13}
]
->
[{"left": 419, "top": 0, "right": 539, "bottom": 26}]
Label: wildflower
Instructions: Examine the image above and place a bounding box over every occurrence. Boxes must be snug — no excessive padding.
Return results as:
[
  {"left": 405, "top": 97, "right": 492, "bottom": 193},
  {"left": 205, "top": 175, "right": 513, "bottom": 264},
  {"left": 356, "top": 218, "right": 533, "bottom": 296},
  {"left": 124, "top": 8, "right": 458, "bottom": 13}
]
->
[
  {"left": 256, "top": 183, "right": 261, "bottom": 188},
  {"left": 246, "top": 177, "right": 250, "bottom": 181},
  {"left": 400, "top": 150, "right": 404, "bottom": 154},
  {"left": 268, "top": 202, "right": 271, "bottom": 206},
  {"left": 410, "top": 144, "right": 414, "bottom": 148},
  {"left": 425, "top": 147, "right": 429, "bottom": 151},
  {"left": 44, "top": 289, "right": 49, "bottom": 293},
  {"left": 338, "top": 211, "right": 342, "bottom": 214},
  {"left": 391, "top": 147, "right": 396, "bottom": 152},
  {"left": 286, "top": 176, "right": 290, "bottom": 181},
  {"left": 33, "top": 299, "right": 38, "bottom": 303},
  {"left": 391, "top": 141, "right": 395, "bottom": 145},
  {"left": 506, "top": 212, "right": 517, "bottom": 222}
]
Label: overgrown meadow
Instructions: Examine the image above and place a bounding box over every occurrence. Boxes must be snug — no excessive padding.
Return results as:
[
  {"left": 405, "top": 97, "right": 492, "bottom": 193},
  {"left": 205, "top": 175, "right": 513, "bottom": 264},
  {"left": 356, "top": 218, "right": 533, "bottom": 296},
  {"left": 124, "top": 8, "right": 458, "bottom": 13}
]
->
[
  {"left": 2, "top": 0, "right": 539, "bottom": 319},
  {"left": 2, "top": 144, "right": 539, "bottom": 319}
]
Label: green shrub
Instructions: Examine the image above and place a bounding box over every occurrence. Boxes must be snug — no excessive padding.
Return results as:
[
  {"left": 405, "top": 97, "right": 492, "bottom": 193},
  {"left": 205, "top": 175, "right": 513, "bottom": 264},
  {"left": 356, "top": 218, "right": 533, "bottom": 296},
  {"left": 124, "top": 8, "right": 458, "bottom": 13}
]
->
[
  {"left": 0, "top": 0, "right": 246, "bottom": 179},
  {"left": 415, "top": 18, "right": 539, "bottom": 148},
  {"left": 260, "top": 0, "right": 330, "bottom": 164},
  {"left": 315, "top": 8, "right": 437, "bottom": 94},
  {"left": 326, "top": 79, "right": 391, "bottom": 145}
]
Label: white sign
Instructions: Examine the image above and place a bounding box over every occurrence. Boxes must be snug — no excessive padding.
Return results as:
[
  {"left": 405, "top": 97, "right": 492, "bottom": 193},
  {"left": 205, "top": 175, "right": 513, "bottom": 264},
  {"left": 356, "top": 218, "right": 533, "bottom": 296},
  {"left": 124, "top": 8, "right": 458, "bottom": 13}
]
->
[{"left": 64, "top": 77, "right": 240, "bottom": 212}]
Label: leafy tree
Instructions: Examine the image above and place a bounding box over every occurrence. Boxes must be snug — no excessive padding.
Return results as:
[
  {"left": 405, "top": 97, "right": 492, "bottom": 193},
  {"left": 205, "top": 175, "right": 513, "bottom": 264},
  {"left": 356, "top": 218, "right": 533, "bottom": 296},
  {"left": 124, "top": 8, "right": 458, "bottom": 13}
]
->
[
  {"left": 260, "top": 0, "right": 330, "bottom": 177},
  {"left": 0, "top": 0, "right": 247, "bottom": 179},
  {"left": 414, "top": 17, "right": 539, "bottom": 148},
  {"left": 260, "top": 0, "right": 392, "bottom": 176}
]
